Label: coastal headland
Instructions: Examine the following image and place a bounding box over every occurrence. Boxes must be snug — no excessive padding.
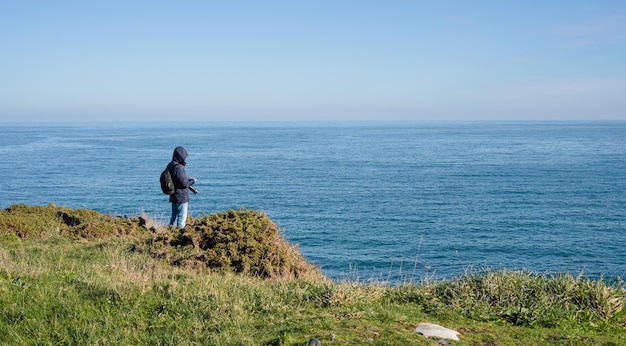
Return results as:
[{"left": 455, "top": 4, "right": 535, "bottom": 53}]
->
[{"left": 1, "top": 204, "right": 625, "bottom": 345}]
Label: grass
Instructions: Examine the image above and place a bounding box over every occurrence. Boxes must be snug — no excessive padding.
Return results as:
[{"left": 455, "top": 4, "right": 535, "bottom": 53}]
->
[{"left": 1, "top": 204, "right": 626, "bottom": 345}]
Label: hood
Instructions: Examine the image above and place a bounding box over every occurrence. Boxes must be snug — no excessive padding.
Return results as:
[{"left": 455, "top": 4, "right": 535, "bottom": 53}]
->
[{"left": 172, "top": 146, "right": 188, "bottom": 165}]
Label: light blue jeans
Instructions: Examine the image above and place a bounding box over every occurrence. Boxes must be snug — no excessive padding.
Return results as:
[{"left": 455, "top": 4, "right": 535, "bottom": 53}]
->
[{"left": 170, "top": 202, "right": 188, "bottom": 228}]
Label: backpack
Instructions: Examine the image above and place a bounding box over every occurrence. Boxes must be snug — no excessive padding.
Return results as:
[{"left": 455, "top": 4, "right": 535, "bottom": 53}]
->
[{"left": 160, "top": 165, "right": 176, "bottom": 195}]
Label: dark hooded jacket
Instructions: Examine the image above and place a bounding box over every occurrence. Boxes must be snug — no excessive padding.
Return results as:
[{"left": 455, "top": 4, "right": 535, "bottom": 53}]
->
[{"left": 168, "top": 146, "right": 192, "bottom": 204}]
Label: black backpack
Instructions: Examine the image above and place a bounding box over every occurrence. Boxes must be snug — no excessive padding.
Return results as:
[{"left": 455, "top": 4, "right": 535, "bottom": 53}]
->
[{"left": 160, "top": 165, "right": 176, "bottom": 195}]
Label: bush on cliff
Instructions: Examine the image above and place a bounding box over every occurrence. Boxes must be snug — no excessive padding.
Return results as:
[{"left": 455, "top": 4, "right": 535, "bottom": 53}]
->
[
  {"left": 140, "top": 208, "right": 321, "bottom": 280},
  {"left": 0, "top": 203, "right": 146, "bottom": 240}
]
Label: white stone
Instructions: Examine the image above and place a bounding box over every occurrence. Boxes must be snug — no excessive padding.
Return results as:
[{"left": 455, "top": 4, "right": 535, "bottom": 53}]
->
[{"left": 414, "top": 323, "right": 460, "bottom": 341}]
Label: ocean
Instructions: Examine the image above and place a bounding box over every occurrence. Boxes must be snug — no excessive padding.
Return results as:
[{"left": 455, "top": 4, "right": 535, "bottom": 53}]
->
[{"left": 1, "top": 121, "right": 625, "bottom": 283}]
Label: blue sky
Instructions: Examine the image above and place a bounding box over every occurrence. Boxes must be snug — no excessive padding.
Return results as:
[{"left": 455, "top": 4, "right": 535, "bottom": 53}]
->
[{"left": 1, "top": 1, "right": 625, "bottom": 122}]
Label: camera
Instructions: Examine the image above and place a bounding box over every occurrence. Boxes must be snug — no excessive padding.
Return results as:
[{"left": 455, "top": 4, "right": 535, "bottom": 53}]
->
[{"left": 189, "top": 186, "right": 199, "bottom": 194}]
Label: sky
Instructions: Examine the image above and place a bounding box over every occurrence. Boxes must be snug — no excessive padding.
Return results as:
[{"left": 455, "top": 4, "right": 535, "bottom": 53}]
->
[{"left": 1, "top": 1, "right": 625, "bottom": 122}]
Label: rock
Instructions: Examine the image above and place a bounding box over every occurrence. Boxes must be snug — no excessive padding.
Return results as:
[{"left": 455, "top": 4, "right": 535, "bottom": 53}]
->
[
  {"left": 414, "top": 323, "right": 460, "bottom": 341},
  {"left": 307, "top": 337, "right": 322, "bottom": 346}
]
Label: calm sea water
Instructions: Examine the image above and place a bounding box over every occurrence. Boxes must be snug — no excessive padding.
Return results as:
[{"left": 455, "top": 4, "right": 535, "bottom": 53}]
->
[{"left": 1, "top": 121, "right": 625, "bottom": 283}]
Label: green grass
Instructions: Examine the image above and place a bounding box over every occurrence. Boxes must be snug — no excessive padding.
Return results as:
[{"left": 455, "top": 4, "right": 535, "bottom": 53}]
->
[{"left": 1, "top": 204, "right": 625, "bottom": 345}]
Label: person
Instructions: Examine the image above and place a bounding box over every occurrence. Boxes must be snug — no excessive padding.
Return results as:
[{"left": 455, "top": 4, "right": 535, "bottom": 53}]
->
[{"left": 167, "top": 146, "right": 196, "bottom": 228}]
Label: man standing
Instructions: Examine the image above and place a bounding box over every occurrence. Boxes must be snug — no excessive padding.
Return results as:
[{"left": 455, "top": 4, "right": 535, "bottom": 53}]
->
[{"left": 168, "top": 146, "right": 196, "bottom": 228}]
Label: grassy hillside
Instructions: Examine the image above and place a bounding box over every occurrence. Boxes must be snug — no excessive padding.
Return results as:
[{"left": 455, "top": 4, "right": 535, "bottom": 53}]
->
[{"left": 1, "top": 204, "right": 625, "bottom": 345}]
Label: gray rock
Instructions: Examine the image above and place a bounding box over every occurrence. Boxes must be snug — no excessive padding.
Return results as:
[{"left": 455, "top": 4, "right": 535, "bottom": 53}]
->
[{"left": 307, "top": 337, "right": 322, "bottom": 346}]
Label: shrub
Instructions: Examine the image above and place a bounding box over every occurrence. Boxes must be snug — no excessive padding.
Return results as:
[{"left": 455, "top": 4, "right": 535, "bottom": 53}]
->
[
  {"left": 0, "top": 203, "right": 148, "bottom": 240},
  {"left": 143, "top": 208, "right": 321, "bottom": 280},
  {"left": 416, "top": 268, "right": 626, "bottom": 327}
]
